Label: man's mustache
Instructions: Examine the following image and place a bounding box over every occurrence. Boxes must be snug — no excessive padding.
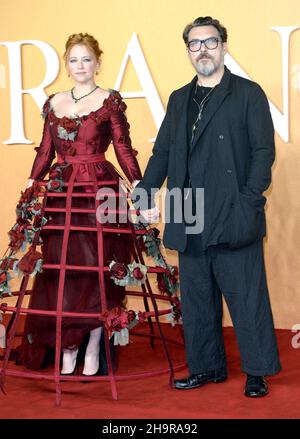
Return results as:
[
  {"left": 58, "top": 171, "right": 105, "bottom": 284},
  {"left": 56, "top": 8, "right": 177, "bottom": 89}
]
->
[{"left": 196, "top": 53, "right": 213, "bottom": 61}]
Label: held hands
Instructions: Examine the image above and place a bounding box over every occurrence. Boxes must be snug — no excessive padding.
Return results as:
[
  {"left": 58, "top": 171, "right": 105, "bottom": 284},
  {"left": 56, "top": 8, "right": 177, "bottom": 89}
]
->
[
  {"left": 130, "top": 180, "right": 160, "bottom": 224},
  {"left": 129, "top": 203, "right": 160, "bottom": 224},
  {"left": 139, "top": 206, "right": 160, "bottom": 224}
]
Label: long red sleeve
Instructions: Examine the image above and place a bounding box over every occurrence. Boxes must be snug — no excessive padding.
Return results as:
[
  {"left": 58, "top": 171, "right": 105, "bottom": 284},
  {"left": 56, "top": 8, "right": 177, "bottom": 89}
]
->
[
  {"left": 29, "top": 101, "right": 56, "bottom": 180},
  {"left": 110, "top": 106, "right": 142, "bottom": 183}
]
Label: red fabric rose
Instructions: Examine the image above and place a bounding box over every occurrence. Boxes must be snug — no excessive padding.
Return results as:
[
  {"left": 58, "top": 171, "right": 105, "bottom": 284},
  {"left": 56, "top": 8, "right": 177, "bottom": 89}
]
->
[
  {"left": 0, "top": 260, "right": 7, "bottom": 271},
  {"left": 16, "top": 217, "right": 30, "bottom": 229},
  {"left": 110, "top": 262, "right": 128, "bottom": 279},
  {"left": 156, "top": 272, "right": 168, "bottom": 294},
  {"left": 0, "top": 272, "right": 7, "bottom": 284},
  {"left": 49, "top": 180, "right": 61, "bottom": 191},
  {"left": 104, "top": 93, "right": 127, "bottom": 112},
  {"left": 0, "top": 258, "right": 17, "bottom": 271},
  {"left": 18, "top": 247, "right": 42, "bottom": 275},
  {"left": 18, "top": 182, "right": 39, "bottom": 205},
  {"left": 117, "top": 101, "right": 127, "bottom": 112},
  {"left": 8, "top": 228, "right": 26, "bottom": 251},
  {"left": 48, "top": 111, "right": 57, "bottom": 123},
  {"left": 157, "top": 267, "right": 178, "bottom": 294},
  {"left": 33, "top": 215, "right": 43, "bottom": 229},
  {"left": 132, "top": 267, "right": 144, "bottom": 280},
  {"left": 127, "top": 310, "right": 136, "bottom": 323},
  {"left": 59, "top": 117, "right": 78, "bottom": 133},
  {"left": 32, "top": 202, "right": 42, "bottom": 211},
  {"left": 42, "top": 97, "right": 51, "bottom": 116},
  {"left": 0, "top": 303, "right": 8, "bottom": 311},
  {"left": 101, "top": 307, "right": 129, "bottom": 337},
  {"left": 169, "top": 267, "right": 178, "bottom": 285},
  {"left": 171, "top": 296, "right": 182, "bottom": 322}
]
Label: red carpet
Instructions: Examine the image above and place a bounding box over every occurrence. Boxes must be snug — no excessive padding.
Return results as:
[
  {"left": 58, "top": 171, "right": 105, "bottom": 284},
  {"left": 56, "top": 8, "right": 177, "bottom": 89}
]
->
[{"left": 0, "top": 324, "right": 298, "bottom": 419}]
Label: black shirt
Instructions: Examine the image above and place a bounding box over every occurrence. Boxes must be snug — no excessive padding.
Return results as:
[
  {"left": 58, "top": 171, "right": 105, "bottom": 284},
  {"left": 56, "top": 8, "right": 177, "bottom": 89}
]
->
[
  {"left": 184, "top": 83, "right": 214, "bottom": 190},
  {"left": 184, "top": 84, "right": 215, "bottom": 253},
  {"left": 187, "top": 84, "right": 213, "bottom": 147}
]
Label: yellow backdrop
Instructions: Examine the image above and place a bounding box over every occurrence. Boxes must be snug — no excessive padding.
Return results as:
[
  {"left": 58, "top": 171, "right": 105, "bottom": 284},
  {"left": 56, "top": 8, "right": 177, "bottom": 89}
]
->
[{"left": 1, "top": 0, "right": 299, "bottom": 329}]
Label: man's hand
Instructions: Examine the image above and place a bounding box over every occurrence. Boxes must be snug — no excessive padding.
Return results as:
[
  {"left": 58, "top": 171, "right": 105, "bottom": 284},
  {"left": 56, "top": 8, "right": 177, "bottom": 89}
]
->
[
  {"left": 130, "top": 180, "right": 159, "bottom": 223},
  {"left": 27, "top": 178, "right": 35, "bottom": 188}
]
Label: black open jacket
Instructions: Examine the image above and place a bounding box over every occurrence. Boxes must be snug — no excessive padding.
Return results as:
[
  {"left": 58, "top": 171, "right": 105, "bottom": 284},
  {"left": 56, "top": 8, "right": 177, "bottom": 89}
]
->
[{"left": 133, "top": 66, "right": 275, "bottom": 252}]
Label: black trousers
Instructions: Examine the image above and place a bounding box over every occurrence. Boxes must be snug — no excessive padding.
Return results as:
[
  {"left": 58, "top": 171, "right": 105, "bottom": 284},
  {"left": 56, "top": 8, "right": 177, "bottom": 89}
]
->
[{"left": 178, "top": 240, "right": 281, "bottom": 376}]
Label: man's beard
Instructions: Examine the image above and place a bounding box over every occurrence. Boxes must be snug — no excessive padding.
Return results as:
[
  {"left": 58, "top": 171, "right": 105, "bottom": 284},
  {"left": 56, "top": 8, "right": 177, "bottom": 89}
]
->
[
  {"left": 195, "top": 52, "right": 223, "bottom": 76},
  {"left": 197, "top": 59, "right": 216, "bottom": 76}
]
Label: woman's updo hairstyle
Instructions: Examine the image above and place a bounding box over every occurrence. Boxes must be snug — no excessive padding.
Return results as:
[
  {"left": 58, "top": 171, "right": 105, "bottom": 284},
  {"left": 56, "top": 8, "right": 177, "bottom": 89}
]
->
[{"left": 63, "top": 33, "right": 103, "bottom": 62}]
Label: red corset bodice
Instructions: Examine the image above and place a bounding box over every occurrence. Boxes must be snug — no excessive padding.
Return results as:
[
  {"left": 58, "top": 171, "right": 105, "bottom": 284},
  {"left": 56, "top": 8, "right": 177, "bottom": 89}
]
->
[{"left": 30, "top": 90, "right": 142, "bottom": 183}]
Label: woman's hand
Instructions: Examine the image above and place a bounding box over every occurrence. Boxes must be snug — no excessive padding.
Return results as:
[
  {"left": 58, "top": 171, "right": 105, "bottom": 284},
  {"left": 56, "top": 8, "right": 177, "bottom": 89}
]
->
[
  {"left": 139, "top": 206, "right": 160, "bottom": 224},
  {"left": 27, "top": 178, "right": 35, "bottom": 188},
  {"left": 131, "top": 179, "right": 141, "bottom": 189}
]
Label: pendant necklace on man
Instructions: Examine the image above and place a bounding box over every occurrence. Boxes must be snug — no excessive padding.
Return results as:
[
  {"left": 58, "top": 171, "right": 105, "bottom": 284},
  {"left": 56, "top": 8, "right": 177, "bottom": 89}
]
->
[
  {"left": 71, "top": 85, "right": 99, "bottom": 103},
  {"left": 191, "top": 84, "right": 215, "bottom": 142}
]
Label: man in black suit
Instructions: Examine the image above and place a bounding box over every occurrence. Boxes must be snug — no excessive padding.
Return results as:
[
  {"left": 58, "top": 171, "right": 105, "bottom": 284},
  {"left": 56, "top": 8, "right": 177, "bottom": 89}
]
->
[{"left": 132, "top": 16, "right": 281, "bottom": 397}]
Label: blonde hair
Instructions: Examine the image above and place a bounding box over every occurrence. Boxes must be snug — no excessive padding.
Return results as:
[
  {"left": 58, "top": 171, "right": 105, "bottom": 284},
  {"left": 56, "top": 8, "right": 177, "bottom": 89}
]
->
[{"left": 63, "top": 33, "right": 103, "bottom": 62}]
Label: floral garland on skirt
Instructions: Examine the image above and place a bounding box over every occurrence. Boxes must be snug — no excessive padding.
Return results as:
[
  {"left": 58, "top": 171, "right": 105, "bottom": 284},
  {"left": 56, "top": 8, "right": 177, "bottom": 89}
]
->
[{"left": 0, "top": 182, "right": 46, "bottom": 297}]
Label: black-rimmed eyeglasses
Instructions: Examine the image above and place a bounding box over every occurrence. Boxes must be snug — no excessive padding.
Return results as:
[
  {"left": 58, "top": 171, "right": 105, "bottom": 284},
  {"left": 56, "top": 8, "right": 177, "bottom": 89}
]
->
[{"left": 187, "top": 37, "right": 222, "bottom": 52}]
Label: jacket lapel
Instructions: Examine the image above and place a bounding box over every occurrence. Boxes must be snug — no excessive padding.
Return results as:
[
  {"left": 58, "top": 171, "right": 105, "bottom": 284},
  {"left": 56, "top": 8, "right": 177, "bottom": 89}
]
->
[{"left": 190, "top": 66, "right": 231, "bottom": 154}]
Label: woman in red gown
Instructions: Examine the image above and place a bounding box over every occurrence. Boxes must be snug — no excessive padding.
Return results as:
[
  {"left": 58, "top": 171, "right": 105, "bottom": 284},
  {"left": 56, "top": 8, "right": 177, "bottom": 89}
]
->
[{"left": 17, "top": 33, "right": 142, "bottom": 375}]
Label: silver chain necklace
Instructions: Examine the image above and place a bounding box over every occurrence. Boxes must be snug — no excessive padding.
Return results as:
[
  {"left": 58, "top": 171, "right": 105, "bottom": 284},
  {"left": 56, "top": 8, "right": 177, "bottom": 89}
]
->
[{"left": 191, "top": 84, "right": 216, "bottom": 143}]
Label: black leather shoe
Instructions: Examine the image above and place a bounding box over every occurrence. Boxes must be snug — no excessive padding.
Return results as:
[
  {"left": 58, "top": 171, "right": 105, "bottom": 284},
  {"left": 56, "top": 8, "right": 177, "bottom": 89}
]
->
[
  {"left": 244, "top": 375, "right": 269, "bottom": 397},
  {"left": 174, "top": 368, "right": 227, "bottom": 390}
]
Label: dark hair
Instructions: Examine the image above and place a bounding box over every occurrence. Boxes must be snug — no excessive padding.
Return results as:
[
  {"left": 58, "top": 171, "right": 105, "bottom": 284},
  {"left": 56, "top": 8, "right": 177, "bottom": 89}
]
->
[{"left": 183, "top": 16, "right": 228, "bottom": 44}]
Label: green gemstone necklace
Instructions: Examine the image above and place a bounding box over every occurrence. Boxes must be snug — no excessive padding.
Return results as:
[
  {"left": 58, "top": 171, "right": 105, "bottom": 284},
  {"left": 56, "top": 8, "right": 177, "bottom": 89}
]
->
[{"left": 71, "top": 85, "right": 99, "bottom": 103}]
